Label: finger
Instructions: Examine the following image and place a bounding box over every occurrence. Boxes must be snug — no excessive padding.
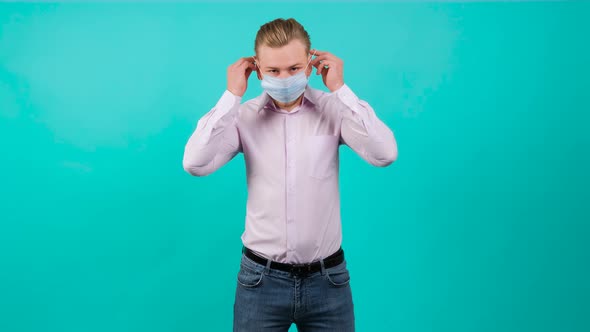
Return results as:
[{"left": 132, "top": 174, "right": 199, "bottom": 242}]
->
[
  {"left": 250, "top": 56, "right": 261, "bottom": 68},
  {"left": 249, "top": 56, "right": 258, "bottom": 67},
  {"left": 310, "top": 49, "right": 325, "bottom": 56},
  {"left": 246, "top": 62, "right": 256, "bottom": 72},
  {"left": 237, "top": 58, "right": 256, "bottom": 71},
  {"left": 240, "top": 56, "right": 256, "bottom": 63},
  {"left": 251, "top": 61, "right": 262, "bottom": 79},
  {"left": 315, "top": 60, "right": 323, "bottom": 75},
  {"left": 235, "top": 57, "right": 256, "bottom": 68},
  {"left": 251, "top": 57, "right": 262, "bottom": 72},
  {"left": 245, "top": 66, "right": 253, "bottom": 79},
  {"left": 318, "top": 60, "right": 334, "bottom": 75},
  {"left": 251, "top": 60, "right": 260, "bottom": 71},
  {"left": 312, "top": 54, "right": 337, "bottom": 69},
  {"left": 244, "top": 56, "right": 257, "bottom": 65},
  {"left": 316, "top": 59, "right": 332, "bottom": 74},
  {"left": 310, "top": 55, "right": 329, "bottom": 68},
  {"left": 309, "top": 49, "right": 318, "bottom": 61}
]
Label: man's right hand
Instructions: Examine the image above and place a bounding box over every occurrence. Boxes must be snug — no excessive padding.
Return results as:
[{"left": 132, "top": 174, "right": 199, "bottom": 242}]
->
[{"left": 227, "top": 56, "right": 257, "bottom": 97}]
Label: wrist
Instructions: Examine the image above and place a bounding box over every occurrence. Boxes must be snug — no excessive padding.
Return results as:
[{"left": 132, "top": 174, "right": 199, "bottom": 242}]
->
[
  {"left": 227, "top": 87, "right": 243, "bottom": 97},
  {"left": 329, "top": 82, "right": 345, "bottom": 93}
]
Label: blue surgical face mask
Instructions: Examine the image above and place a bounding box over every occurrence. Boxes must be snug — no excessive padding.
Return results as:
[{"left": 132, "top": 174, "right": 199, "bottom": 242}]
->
[{"left": 256, "top": 50, "right": 316, "bottom": 104}]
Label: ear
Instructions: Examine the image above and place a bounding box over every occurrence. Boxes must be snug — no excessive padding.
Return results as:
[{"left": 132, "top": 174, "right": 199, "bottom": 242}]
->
[
  {"left": 253, "top": 58, "right": 262, "bottom": 80},
  {"left": 306, "top": 58, "right": 314, "bottom": 77},
  {"left": 305, "top": 52, "right": 314, "bottom": 77}
]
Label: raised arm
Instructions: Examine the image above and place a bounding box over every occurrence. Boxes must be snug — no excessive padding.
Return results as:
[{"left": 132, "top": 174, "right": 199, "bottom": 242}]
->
[
  {"left": 308, "top": 49, "right": 397, "bottom": 167},
  {"left": 334, "top": 83, "right": 398, "bottom": 167},
  {"left": 183, "top": 55, "right": 258, "bottom": 177},
  {"left": 182, "top": 90, "right": 242, "bottom": 176}
]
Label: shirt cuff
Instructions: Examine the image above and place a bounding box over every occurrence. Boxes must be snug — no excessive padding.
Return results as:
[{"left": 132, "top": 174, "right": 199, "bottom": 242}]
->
[
  {"left": 334, "top": 83, "right": 360, "bottom": 112},
  {"left": 334, "top": 83, "right": 373, "bottom": 130},
  {"left": 333, "top": 84, "right": 365, "bottom": 118},
  {"left": 220, "top": 89, "right": 242, "bottom": 109},
  {"left": 208, "top": 89, "right": 241, "bottom": 123}
]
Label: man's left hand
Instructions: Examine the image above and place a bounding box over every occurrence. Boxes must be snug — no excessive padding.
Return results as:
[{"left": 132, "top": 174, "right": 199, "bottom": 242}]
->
[{"left": 309, "top": 49, "right": 345, "bottom": 92}]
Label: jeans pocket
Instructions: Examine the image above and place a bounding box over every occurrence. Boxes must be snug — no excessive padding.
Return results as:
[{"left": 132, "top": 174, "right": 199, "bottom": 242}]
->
[
  {"left": 325, "top": 261, "right": 351, "bottom": 287},
  {"left": 237, "top": 263, "right": 264, "bottom": 288}
]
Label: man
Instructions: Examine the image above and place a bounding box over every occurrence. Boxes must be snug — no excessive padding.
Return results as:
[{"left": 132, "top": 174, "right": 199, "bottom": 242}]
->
[{"left": 183, "top": 18, "right": 397, "bottom": 331}]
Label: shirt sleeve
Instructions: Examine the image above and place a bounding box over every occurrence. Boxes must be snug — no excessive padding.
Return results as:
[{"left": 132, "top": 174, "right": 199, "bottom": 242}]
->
[
  {"left": 333, "top": 83, "right": 398, "bottom": 167},
  {"left": 183, "top": 89, "right": 243, "bottom": 176}
]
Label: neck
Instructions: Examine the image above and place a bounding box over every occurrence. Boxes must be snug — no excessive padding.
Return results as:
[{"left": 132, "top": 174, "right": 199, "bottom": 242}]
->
[{"left": 273, "top": 94, "right": 304, "bottom": 112}]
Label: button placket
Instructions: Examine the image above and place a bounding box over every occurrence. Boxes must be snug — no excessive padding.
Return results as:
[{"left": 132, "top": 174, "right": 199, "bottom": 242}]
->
[{"left": 285, "top": 116, "right": 297, "bottom": 257}]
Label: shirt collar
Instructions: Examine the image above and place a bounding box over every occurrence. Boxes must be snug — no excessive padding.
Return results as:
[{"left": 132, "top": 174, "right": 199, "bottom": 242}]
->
[{"left": 257, "top": 84, "right": 316, "bottom": 114}]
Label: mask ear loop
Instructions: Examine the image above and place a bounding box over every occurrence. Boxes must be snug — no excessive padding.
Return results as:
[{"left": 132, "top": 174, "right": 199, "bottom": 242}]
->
[
  {"left": 252, "top": 56, "right": 264, "bottom": 80},
  {"left": 304, "top": 49, "right": 317, "bottom": 73}
]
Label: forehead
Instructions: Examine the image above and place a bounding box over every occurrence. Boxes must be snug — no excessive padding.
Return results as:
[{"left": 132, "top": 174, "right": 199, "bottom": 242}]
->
[{"left": 257, "top": 39, "right": 308, "bottom": 68}]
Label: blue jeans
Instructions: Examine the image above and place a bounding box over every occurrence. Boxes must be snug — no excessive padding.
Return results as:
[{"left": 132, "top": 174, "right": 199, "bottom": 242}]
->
[{"left": 233, "top": 251, "right": 355, "bottom": 331}]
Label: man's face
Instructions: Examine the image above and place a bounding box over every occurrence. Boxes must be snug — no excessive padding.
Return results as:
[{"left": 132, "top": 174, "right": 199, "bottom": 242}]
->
[{"left": 254, "top": 39, "right": 312, "bottom": 80}]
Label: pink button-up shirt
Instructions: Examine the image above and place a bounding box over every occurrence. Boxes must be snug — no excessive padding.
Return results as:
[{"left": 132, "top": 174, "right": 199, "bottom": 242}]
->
[{"left": 183, "top": 83, "right": 397, "bottom": 263}]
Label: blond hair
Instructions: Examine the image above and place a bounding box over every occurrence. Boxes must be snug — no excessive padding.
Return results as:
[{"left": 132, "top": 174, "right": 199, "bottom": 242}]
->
[{"left": 254, "top": 18, "right": 311, "bottom": 56}]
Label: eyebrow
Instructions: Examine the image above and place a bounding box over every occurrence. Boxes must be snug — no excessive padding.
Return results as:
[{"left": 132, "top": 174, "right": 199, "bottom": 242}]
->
[{"left": 266, "top": 63, "right": 303, "bottom": 69}]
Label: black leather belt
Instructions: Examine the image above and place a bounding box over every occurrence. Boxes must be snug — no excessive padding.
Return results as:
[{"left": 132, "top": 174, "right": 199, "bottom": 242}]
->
[{"left": 242, "top": 246, "right": 344, "bottom": 276}]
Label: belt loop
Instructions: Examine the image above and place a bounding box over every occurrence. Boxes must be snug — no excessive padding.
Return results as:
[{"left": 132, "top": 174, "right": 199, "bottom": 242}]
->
[
  {"left": 320, "top": 258, "right": 326, "bottom": 276},
  {"left": 264, "top": 257, "right": 272, "bottom": 275}
]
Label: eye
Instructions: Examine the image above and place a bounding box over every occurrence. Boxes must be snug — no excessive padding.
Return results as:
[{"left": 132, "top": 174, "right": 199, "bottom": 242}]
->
[
  {"left": 270, "top": 70, "right": 277, "bottom": 73},
  {"left": 291, "top": 67, "right": 300, "bottom": 71}
]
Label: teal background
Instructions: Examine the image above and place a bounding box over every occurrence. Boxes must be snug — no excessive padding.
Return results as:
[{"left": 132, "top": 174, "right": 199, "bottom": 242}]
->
[{"left": 1, "top": 1, "right": 588, "bottom": 331}]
